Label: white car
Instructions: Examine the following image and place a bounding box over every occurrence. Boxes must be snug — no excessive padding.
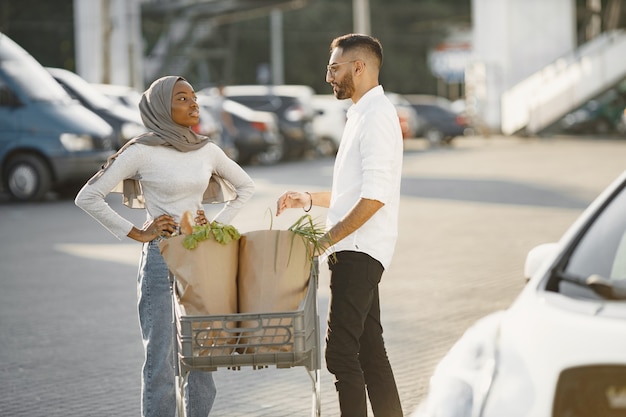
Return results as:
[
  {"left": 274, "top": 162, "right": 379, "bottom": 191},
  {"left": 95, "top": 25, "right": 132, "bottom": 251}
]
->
[
  {"left": 412, "top": 170, "right": 626, "bottom": 417},
  {"left": 310, "top": 94, "right": 350, "bottom": 156},
  {"left": 91, "top": 83, "right": 142, "bottom": 112}
]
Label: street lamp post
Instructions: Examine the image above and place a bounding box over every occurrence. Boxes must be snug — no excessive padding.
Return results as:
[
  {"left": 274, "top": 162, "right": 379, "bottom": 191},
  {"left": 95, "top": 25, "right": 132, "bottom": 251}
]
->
[{"left": 353, "top": 0, "right": 371, "bottom": 35}]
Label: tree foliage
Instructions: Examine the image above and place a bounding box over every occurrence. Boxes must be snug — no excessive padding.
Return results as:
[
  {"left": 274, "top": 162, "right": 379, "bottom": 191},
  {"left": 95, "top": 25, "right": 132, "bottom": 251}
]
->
[{"left": 0, "top": 0, "right": 75, "bottom": 70}]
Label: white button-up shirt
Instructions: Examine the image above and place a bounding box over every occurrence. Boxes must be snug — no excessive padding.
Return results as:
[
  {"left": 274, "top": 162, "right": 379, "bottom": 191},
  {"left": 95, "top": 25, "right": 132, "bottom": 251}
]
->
[{"left": 326, "top": 85, "right": 403, "bottom": 269}]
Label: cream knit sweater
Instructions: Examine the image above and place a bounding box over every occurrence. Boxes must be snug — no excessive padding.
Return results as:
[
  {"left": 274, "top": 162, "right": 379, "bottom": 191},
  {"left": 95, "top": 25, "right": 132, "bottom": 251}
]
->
[{"left": 75, "top": 142, "right": 255, "bottom": 239}]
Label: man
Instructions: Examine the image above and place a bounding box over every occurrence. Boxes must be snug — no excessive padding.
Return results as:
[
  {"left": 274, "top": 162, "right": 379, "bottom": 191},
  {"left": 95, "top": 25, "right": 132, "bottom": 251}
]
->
[{"left": 276, "top": 33, "right": 404, "bottom": 417}]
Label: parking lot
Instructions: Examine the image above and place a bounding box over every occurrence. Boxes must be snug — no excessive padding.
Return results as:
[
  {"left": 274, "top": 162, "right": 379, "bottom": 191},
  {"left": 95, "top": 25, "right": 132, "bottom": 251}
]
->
[{"left": 2, "top": 135, "right": 626, "bottom": 416}]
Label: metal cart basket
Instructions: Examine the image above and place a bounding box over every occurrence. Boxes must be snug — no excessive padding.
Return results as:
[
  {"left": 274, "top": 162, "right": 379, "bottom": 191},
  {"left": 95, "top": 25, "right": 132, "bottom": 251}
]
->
[{"left": 170, "top": 262, "right": 321, "bottom": 417}]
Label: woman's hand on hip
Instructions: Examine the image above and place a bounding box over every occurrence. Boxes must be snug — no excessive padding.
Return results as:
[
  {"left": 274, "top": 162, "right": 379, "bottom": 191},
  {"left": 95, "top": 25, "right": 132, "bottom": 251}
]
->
[
  {"left": 128, "top": 214, "right": 178, "bottom": 242},
  {"left": 195, "top": 210, "right": 208, "bottom": 226}
]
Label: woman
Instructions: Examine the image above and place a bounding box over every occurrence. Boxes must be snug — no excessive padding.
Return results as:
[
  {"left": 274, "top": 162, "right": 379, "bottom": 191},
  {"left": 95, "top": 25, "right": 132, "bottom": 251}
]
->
[{"left": 75, "top": 76, "right": 255, "bottom": 417}]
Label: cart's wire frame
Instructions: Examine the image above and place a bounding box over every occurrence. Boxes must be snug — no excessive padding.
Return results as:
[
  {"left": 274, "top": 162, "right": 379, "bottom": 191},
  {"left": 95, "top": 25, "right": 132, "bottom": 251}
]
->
[{"left": 170, "top": 261, "right": 321, "bottom": 416}]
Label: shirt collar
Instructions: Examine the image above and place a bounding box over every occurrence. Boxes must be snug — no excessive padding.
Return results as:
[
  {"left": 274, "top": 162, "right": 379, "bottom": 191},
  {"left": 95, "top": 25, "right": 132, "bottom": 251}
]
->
[{"left": 347, "top": 85, "right": 384, "bottom": 117}]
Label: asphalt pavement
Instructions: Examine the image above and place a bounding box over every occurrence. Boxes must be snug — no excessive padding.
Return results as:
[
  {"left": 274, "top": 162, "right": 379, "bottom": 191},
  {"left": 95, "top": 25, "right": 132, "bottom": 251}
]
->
[{"left": 2, "top": 135, "right": 626, "bottom": 416}]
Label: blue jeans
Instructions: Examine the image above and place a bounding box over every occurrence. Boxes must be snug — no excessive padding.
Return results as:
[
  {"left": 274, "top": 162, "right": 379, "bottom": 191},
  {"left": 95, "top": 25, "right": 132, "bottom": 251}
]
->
[
  {"left": 138, "top": 240, "right": 216, "bottom": 417},
  {"left": 325, "top": 251, "right": 403, "bottom": 417}
]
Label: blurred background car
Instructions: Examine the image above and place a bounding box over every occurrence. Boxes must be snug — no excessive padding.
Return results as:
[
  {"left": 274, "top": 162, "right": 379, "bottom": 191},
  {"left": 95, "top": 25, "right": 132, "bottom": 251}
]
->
[
  {"left": 405, "top": 94, "right": 470, "bottom": 145},
  {"left": 0, "top": 33, "right": 114, "bottom": 202},
  {"left": 190, "top": 102, "right": 233, "bottom": 156},
  {"left": 310, "top": 94, "right": 350, "bottom": 156},
  {"left": 47, "top": 67, "right": 146, "bottom": 149},
  {"left": 310, "top": 93, "right": 418, "bottom": 156},
  {"left": 210, "top": 85, "right": 317, "bottom": 161},
  {"left": 198, "top": 94, "right": 283, "bottom": 165},
  {"left": 412, "top": 169, "right": 626, "bottom": 417},
  {"left": 91, "top": 83, "right": 142, "bottom": 113},
  {"left": 93, "top": 82, "right": 233, "bottom": 157},
  {"left": 559, "top": 88, "right": 626, "bottom": 135},
  {"left": 385, "top": 92, "right": 421, "bottom": 140}
]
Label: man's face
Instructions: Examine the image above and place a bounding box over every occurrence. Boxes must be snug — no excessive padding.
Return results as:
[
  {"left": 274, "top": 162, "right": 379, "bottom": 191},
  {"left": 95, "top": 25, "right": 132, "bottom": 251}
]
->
[
  {"left": 326, "top": 48, "right": 356, "bottom": 101},
  {"left": 171, "top": 80, "right": 200, "bottom": 127}
]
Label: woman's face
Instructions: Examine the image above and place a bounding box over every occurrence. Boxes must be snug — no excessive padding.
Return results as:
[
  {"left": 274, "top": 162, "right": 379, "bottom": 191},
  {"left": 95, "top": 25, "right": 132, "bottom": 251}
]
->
[{"left": 171, "top": 80, "right": 200, "bottom": 127}]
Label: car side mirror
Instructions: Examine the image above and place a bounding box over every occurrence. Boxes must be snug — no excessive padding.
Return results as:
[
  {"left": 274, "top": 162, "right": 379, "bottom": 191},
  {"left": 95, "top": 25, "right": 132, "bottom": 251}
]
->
[{"left": 524, "top": 243, "right": 558, "bottom": 282}]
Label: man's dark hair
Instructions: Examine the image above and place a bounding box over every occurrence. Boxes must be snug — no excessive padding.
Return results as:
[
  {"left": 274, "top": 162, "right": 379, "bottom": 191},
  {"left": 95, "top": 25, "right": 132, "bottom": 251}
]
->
[{"left": 330, "top": 34, "right": 383, "bottom": 68}]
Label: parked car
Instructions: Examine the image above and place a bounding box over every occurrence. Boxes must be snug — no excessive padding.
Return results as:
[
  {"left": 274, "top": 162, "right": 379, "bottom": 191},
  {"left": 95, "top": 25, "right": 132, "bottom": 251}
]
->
[
  {"left": 47, "top": 67, "right": 146, "bottom": 149},
  {"left": 385, "top": 92, "right": 421, "bottom": 139},
  {"left": 405, "top": 94, "right": 469, "bottom": 145},
  {"left": 93, "top": 82, "right": 232, "bottom": 157},
  {"left": 198, "top": 94, "right": 283, "bottom": 165},
  {"left": 191, "top": 102, "right": 234, "bottom": 155},
  {"left": 560, "top": 88, "right": 626, "bottom": 135},
  {"left": 213, "top": 85, "right": 317, "bottom": 160},
  {"left": 310, "top": 93, "right": 417, "bottom": 155},
  {"left": 310, "top": 94, "right": 350, "bottom": 156},
  {"left": 0, "top": 33, "right": 115, "bottom": 201},
  {"left": 412, "top": 169, "right": 626, "bottom": 417},
  {"left": 91, "top": 82, "right": 142, "bottom": 113}
]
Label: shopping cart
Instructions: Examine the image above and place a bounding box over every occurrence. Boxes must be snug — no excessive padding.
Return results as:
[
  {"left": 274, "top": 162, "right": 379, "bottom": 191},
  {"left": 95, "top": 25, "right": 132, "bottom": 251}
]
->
[{"left": 169, "top": 261, "right": 321, "bottom": 417}]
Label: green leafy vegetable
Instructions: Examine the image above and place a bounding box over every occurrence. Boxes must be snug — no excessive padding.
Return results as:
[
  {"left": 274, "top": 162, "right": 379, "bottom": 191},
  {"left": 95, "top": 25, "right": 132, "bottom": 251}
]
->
[
  {"left": 287, "top": 214, "right": 329, "bottom": 261},
  {"left": 182, "top": 221, "right": 241, "bottom": 250}
]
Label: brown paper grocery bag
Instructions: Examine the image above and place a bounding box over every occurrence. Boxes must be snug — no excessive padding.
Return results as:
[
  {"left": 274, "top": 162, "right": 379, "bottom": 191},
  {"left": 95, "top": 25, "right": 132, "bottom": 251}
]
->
[
  {"left": 159, "top": 234, "right": 238, "bottom": 354},
  {"left": 237, "top": 230, "right": 312, "bottom": 352}
]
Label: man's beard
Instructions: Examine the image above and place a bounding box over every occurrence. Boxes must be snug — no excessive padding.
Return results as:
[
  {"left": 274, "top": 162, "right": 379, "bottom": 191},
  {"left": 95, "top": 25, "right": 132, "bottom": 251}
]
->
[{"left": 333, "top": 73, "right": 355, "bottom": 100}]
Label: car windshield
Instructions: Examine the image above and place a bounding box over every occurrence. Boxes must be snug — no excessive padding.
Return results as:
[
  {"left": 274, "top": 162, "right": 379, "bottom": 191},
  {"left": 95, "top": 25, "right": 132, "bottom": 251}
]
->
[
  {"left": 52, "top": 70, "right": 116, "bottom": 110},
  {"left": 559, "top": 183, "right": 626, "bottom": 299}
]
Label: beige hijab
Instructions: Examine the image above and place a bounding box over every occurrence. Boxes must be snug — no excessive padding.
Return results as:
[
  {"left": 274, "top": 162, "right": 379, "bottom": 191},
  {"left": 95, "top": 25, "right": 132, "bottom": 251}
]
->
[{"left": 89, "top": 76, "right": 236, "bottom": 208}]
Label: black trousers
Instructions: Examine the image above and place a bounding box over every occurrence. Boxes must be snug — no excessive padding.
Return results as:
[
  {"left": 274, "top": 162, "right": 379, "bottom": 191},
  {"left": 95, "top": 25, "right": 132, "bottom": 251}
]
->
[{"left": 325, "top": 251, "right": 403, "bottom": 417}]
